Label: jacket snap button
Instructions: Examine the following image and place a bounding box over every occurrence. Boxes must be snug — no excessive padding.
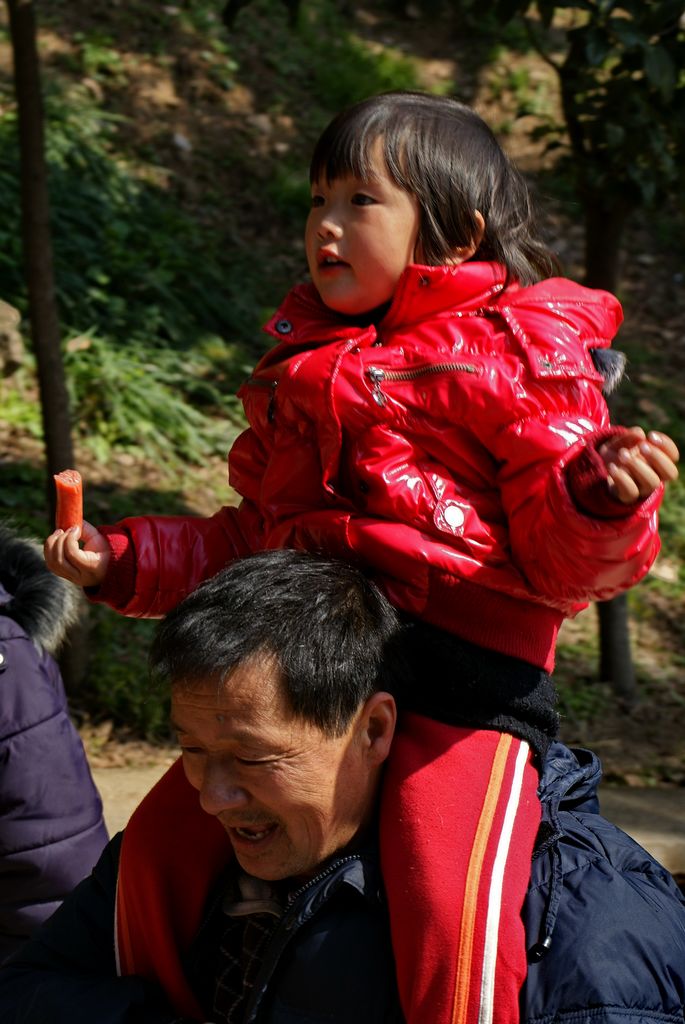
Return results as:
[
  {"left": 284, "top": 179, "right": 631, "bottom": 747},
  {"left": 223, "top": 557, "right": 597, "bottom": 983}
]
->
[
  {"left": 275, "top": 318, "right": 292, "bottom": 334},
  {"left": 443, "top": 504, "right": 465, "bottom": 530},
  {"left": 419, "top": 276, "right": 430, "bottom": 286},
  {"left": 0, "top": 651, "right": 5, "bottom": 672}
]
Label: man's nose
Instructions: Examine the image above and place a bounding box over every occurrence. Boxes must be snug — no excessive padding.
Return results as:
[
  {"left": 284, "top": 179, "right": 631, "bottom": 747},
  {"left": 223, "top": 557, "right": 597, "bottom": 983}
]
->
[{"left": 198, "top": 758, "right": 249, "bottom": 817}]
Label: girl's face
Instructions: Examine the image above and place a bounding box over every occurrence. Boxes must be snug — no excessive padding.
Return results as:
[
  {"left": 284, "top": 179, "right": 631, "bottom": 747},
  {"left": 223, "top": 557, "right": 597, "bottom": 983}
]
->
[{"left": 305, "top": 140, "right": 421, "bottom": 316}]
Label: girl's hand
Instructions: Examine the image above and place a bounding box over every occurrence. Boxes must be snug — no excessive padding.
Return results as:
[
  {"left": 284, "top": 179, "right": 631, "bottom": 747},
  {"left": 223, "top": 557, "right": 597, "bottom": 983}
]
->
[
  {"left": 44, "top": 520, "right": 111, "bottom": 588},
  {"left": 599, "top": 428, "right": 680, "bottom": 504}
]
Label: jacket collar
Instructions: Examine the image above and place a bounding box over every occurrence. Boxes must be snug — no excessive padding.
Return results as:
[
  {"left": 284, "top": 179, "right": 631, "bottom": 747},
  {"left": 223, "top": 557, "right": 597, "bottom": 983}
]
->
[
  {"left": 527, "top": 744, "right": 603, "bottom": 962},
  {"left": 538, "top": 743, "right": 602, "bottom": 817},
  {"left": 0, "top": 526, "right": 79, "bottom": 653},
  {"left": 263, "top": 262, "right": 510, "bottom": 348}
]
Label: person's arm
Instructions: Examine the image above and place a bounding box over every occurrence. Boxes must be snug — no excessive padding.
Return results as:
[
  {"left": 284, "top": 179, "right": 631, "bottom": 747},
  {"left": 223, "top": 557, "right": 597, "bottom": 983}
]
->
[
  {"left": 0, "top": 643, "right": 108, "bottom": 960},
  {"left": 43, "top": 427, "right": 271, "bottom": 619},
  {"left": 43, "top": 503, "right": 258, "bottom": 618},
  {"left": 472, "top": 283, "right": 676, "bottom": 605},
  {"left": 0, "top": 836, "right": 179, "bottom": 1024},
  {"left": 489, "top": 386, "right": 672, "bottom": 604}
]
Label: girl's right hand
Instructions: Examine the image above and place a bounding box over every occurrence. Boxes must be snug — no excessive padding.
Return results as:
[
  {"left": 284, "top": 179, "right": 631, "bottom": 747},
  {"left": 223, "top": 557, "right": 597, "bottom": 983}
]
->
[
  {"left": 599, "top": 428, "right": 680, "bottom": 504},
  {"left": 44, "top": 521, "right": 111, "bottom": 588}
]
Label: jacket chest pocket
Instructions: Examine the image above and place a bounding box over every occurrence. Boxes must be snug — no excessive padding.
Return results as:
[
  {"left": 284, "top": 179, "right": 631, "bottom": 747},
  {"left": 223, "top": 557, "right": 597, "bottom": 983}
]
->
[{"left": 365, "top": 360, "right": 480, "bottom": 413}]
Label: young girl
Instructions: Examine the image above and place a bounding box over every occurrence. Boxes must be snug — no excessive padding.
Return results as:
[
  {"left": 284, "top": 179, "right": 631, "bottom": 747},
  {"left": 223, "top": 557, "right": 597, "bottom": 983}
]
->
[{"left": 46, "top": 92, "right": 678, "bottom": 1024}]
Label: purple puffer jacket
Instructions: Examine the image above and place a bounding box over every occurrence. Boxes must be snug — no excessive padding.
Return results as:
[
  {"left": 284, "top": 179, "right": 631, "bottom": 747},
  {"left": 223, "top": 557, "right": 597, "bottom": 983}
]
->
[{"left": 0, "top": 526, "right": 108, "bottom": 960}]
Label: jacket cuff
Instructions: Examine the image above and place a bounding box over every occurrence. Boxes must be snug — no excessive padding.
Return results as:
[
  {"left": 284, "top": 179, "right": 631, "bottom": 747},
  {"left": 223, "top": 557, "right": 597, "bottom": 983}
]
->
[
  {"left": 567, "top": 427, "right": 638, "bottom": 520},
  {"left": 85, "top": 526, "right": 137, "bottom": 609}
]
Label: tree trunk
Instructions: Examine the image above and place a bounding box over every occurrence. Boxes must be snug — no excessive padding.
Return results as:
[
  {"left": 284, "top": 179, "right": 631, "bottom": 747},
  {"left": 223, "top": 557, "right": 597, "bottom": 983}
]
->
[
  {"left": 583, "top": 196, "right": 637, "bottom": 707},
  {"left": 596, "top": 594, "right": 636, "bottom": 706},
  {"left": 7, "top": 0, "right": 87, "bottom": 690},
  {"left": 6, "top": 0, "right": 74, "bottom": 521},
  {"left": 583, "top": 198, "right": 628, "bottom": 293}
]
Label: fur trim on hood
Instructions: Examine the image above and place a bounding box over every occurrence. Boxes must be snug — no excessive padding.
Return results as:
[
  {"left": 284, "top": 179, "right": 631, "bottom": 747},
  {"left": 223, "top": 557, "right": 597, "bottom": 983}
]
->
[
  {"left": 0, "top": 524, "right": 80, "bottom": 654},
  {"left": 589, "top": 347, "right": 627, "bottom": 396}
]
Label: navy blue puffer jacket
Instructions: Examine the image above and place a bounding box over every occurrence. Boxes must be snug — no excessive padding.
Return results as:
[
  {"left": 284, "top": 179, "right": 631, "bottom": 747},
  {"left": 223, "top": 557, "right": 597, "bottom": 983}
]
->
[
  {"left": 0, "top": 525, "right": 108, "bottom": 959},
  {"left": 522, "top": 742, "right": 685, "bottom": 1024}
]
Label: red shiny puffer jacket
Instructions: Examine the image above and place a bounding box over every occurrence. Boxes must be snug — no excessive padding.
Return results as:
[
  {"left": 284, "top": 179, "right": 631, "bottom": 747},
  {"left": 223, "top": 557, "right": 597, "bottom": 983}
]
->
[{"left": 96, "top": 262, "right": 662, "bottom": 670}]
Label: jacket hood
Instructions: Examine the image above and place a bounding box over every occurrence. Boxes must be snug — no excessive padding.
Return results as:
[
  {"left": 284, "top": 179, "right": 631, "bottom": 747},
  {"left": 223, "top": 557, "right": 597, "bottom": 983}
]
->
[{"left": 0, "top": 524, "right": 80, "bottom": 654}]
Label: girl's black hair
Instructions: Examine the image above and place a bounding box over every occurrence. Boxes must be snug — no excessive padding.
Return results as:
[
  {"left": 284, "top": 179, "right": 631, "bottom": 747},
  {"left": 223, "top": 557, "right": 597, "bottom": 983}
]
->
[{"left": 309, "top": 91, "right": 559, "bottom": 286}]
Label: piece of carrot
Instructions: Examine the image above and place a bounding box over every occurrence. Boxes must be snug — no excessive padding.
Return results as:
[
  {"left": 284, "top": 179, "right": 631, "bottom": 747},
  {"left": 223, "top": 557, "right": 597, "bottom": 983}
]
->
[{"left": 54, "top": 468, "right": 83, "bottom": 532}]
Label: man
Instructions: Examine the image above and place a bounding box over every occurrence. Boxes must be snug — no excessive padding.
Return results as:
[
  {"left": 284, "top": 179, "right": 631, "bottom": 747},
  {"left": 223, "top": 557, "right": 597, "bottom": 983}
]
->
[
  {"left": 0, "top": 550, "right": 684, "bottom": 1024},
  {"left": 0, "top": 549, "right": 405, "bottom": 1024}
]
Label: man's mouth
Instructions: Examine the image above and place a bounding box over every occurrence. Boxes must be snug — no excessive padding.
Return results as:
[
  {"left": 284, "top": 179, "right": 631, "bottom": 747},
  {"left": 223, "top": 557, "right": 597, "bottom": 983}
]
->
[{"left": 229, "top": 823, "right": 278, "bottom": 843}]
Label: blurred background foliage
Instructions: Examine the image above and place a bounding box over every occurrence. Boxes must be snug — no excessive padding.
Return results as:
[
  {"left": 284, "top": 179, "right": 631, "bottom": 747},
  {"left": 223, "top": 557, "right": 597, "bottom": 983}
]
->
[{"left": 0, "top": 0, "right": 683, "bottom": 756}]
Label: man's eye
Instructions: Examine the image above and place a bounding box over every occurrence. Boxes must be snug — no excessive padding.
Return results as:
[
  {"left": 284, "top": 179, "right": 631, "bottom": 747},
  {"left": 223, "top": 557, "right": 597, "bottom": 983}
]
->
[
  {"left": 310, "top": 195, "right": 324, "bottom": 208},
  {"left": 236, "top": 755, "right": 277, "bottom": 767},
  {"left": 180, "top": 746, "right": 205, "bottom": 756},
  {"left": 352, "top": 193, "right": 375, "bottom": 206}
]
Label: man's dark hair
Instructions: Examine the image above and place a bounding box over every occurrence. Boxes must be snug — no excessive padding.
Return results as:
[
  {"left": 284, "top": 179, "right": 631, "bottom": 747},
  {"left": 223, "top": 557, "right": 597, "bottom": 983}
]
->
[
  {"left": 310, "top": 90, "right": 558, "bottom": 286},
  {"left": 149, "top": 549, "right": 407, "bottom": 736}
]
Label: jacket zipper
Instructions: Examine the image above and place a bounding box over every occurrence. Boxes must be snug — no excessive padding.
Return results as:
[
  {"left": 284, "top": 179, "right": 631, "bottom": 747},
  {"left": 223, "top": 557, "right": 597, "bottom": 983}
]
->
[
  {"left": 285, "top": 854, "right": 359, "bottom": 908},
  {"left": 243, "top": 853, "right": 364, "bottom": 1022},
  {"left": 367, "top": 361, "right": 477, "bottom": 407}
]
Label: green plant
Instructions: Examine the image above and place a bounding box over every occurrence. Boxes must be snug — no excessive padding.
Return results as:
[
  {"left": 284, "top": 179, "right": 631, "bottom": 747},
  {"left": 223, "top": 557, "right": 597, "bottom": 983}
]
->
[
  {"left": 459, "top": 0, "right": 685, "bottom": 242},
  {"left": 298, "top": 4, "right": 421, "bottom": 110},
  {"left": 658, "top": 477, "right": 685, "bottom": 561},
  {"left": 556, "top": 675, "right": 611, "bottom": 726},
  {"left": 64, "top": 333, "right": 243, "bottom": 464},
  {"left": 0, "top": 460, "right": 50, "bottom": 538},
  {"left": 554, "top": 628, "right": 605, "bottom": 715},
  {"left": 81, "top": 609, "right": 170, "bottom": 739},
  {"left": 73, "top": 31, "right": 128, "bottom": 84},
  {"left": 0, "top": 374, "right": 42, "bottom": 437},
  {"left": 0, "top": 82, "right": 268, "bottom": 352}
]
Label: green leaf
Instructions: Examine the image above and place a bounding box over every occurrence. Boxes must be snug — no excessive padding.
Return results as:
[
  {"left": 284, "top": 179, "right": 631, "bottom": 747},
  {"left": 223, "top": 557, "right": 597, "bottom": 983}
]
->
[
  {"left": 609, "top": 18, "right": 644, "bottom": 50},
  {"left": 605, "top": 122, "right": 626, "bottom": 147},
  {"left": 643, "top": 0, "right": 685, "bottom": 33},
  {"left": 643, "top": 45, "right": 677, "bottom": 100},
  {"left": 585, "top": 28, "right": 612, "bottom": 67}
]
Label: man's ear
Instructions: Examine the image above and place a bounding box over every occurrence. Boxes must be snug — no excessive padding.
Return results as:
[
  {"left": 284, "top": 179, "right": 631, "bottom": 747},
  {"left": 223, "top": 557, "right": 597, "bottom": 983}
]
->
[
  {"left": 359, "top": 691, "right": 396, "bottom": 766},
  {"left": 447, "top": 209, "right": 486, "bottom": 266}
]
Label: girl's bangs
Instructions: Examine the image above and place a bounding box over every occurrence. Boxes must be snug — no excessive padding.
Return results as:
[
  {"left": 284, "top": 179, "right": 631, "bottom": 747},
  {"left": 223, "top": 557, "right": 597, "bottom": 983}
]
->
[{"left": 309, "top": 113, "right": 401, "bottom": 184}]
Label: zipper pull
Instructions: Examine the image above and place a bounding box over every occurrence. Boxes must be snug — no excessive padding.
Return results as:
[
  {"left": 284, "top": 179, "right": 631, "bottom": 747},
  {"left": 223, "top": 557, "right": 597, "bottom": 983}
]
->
[{"left": 368, "top": 366, "right": 386, "bottom": 407}]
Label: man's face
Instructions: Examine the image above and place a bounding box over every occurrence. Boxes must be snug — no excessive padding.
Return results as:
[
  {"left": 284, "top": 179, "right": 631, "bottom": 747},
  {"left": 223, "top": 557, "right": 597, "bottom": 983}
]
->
[{"left": 172, "top": 657, "right": 389, "bottom": 882}]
